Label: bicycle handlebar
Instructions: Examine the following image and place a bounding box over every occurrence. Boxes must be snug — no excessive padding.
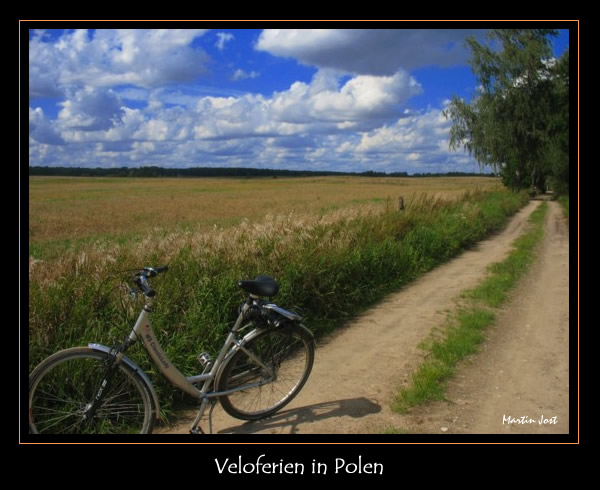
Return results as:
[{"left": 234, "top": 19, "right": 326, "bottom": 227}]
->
[
  {"left": 134, "top": 266, "right": 169, "bottom": 297},
  {"left": 143, "top": 266, "right": 169, "bottom": 277}
]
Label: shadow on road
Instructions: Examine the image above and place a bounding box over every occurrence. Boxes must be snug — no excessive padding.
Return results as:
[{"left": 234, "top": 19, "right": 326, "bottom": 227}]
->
[{"left": 217, "top": 397, "right": 381, "bottom": 434}]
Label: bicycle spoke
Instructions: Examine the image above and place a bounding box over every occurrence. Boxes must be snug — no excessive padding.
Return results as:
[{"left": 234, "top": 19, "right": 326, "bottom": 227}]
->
[
  {"left": 29, "top": 348, "right": 153, "bottom": 434},
  {"left": 219, "top": 327, "right": 314, "bottom": 420}
]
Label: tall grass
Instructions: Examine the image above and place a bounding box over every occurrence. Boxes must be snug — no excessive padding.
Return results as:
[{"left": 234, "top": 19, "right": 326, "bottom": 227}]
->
[
  {"left": 28, "top": 189, "right": 528, "bottom": 410},
  {"left": 557, "top": 195, "right": 569, "bottom": 221},
  {"left": 29, "top": 176, "right": 501, "bottom": 245},
  {"left": 393, "top": 201, "right": 548, "bottom": 414}
]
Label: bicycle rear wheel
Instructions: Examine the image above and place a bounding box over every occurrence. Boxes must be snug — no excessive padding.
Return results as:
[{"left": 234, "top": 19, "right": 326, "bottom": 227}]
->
[
  {"left": 217, "top": 324, "right": 314, "bottom": 421},
  {"left": 29, "top": 347, "right": 156, "bottom": 434}
]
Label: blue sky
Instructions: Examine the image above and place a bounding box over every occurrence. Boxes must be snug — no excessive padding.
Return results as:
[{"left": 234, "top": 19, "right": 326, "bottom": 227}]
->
[{"left": 28, "top": 28, "right": 570, "bottom": 174}]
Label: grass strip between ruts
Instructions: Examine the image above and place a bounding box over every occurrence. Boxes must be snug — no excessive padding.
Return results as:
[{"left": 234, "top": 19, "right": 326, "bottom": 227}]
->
[{"left": 393, "top": 201, "right": 548, "bottom": 414}]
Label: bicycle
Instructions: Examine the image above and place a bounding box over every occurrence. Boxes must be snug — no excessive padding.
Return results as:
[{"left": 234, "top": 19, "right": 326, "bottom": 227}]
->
[{"left": 28, "top": 266, "right": 315, "bottom": 434}]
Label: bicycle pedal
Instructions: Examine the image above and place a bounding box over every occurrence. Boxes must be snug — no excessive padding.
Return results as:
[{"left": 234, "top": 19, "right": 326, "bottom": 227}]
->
[{"left": 189, "top": 426, "right": 205, "bottom": 435}]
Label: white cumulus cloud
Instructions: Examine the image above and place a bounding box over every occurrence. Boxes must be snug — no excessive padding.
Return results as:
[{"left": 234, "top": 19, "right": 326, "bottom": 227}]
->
[
  {"left": 231, "top": 69, "right": 260, "bottom": 81},
  {"left": 256, "top": 29, "right": 484, "bottom": 75},
  {"left": 57, "top": 87, "right": 124, "bottom": 131},
  {"left": 29, "top": 29, "right": 210, "bottom": 96},
  {"left": 28, "top": 28, "right": 481, "bottom": 173},
  {"left": 270, "top": 69, "right": 422, "bottom": 126},
  {"left": 29, "top": 107, "right": 65, "bottom": 145},
  {"left": 215, "top": 32, "right": 234, "bottom": 50}
]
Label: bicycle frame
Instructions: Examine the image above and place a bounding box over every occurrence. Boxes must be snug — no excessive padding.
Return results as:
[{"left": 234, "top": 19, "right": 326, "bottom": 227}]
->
[
  {"left": 98, "top": 297, "right": 276, "bottom": 433},
  {"left": 29, "top": 266, "right": 312, "bottom": 435}
]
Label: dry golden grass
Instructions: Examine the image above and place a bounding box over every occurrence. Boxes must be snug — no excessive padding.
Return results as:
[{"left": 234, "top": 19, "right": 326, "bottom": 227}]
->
[
  {"left": 29, "top": 175, "right": 525, "bottom": 385},
  {"left": 28, "top": 175, "right": 502, "bottom": 287},
  {"left": 29, "top": 175, "right": 501, "bottom": 245}
]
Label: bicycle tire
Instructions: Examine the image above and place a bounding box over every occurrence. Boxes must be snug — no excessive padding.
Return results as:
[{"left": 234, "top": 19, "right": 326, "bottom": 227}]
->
[
  {"left": 29, "top": 347, "right": 156, "bottom": 434},
  {"left": 217, "top": 324, "right": 314, "bottom": 421}
]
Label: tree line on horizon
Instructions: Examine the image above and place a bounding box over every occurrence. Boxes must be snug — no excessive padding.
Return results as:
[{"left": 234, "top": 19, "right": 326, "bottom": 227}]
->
[{"left": 28, "top": 166, "right": 495, "bottom": 179}]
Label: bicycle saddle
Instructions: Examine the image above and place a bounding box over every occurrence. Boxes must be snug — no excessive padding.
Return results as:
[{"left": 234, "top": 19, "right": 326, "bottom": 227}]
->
[{"left": 238, "top": 275, "right": 279, "bottom": 297}]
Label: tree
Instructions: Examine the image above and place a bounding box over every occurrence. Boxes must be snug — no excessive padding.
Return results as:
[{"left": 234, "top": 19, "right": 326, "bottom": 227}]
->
[
  {"left": 543, "top": 49, "right": 570, "bottom": 195},
  {"left": 444, "top": 29, "right": 569, "bottom": 193}
]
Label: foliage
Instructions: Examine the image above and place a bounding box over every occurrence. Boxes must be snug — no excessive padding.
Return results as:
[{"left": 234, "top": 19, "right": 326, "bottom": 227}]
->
[
  {"left": 394, "top": 202, "right": 548, "bottom": 413},
  {"left": 444, "top": 29, "right": 569, "bottom": 194},
  {"left": 29, "top": 189, "right": 528, "bottom": 411},
  {"left": 29, "top": 166, "right": 496, "bottom": 179}
]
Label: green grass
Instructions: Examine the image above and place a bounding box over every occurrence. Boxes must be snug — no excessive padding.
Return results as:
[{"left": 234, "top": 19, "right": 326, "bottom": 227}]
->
[
  {"left": 464, "top": 203, "right": 547, "bottom": 307},
  {"left": 393, "top": 201, "right": 548, "bottom": 414},
  {"left": 28, "top": 188, "right": 529, "bottom": 413},
  {"left": 557, "top": 195, "right": 569, "bottom": 220}
]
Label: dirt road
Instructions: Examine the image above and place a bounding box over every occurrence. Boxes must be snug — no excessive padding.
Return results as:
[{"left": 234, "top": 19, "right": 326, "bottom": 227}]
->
[
  {"left": 405, "top": 200, "right": 570, "bottom": 434},
  {"left": 160, "top": 200, "right": 570, "bottom": 435}
]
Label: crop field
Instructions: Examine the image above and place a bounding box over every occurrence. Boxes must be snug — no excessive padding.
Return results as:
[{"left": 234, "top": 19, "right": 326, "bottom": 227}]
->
[
  {"left": 29, "top": 175, "right": 500, "bottom": 246},
  {"left": 28, "top": 174, "right": 526, "bottom": 410}
]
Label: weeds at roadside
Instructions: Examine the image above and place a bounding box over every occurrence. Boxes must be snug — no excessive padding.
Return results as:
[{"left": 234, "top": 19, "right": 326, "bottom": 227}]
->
[
  {"left": 393, "top": 202, "right": 548, "bottom": 414},
  {"left": 28, "top": 188, "right": 529, "bottom": 413}
]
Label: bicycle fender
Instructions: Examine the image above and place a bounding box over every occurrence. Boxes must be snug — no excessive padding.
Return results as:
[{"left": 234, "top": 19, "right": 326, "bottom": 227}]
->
[
  {"left": 214, "top": 323, "right": 315, "bottom": 385},
  {"left": 88, "top": 343, "right": 161, "bottom": 421},
  {"left": 296, "top": 323, "right": 315, "bottom": 341}
]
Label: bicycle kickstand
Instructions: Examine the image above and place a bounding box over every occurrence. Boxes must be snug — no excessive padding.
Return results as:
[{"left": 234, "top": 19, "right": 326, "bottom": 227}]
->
[{"left": 189, "top": 398, "right": 217, "bottom": 435}]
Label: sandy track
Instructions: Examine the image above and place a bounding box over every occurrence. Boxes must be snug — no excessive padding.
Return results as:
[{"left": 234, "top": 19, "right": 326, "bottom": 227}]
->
[
  {"left": 161, "top": 200, "right": 568, "bottom": 434},
  {"left": 404, "top": 200, "right": 570, "bottom": 434}
]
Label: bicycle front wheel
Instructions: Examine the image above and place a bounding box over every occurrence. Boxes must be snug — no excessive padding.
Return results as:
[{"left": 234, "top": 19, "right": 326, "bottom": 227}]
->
[
  {"left": 29, "top": 347, "right": 156, "bottom": 434},
  {"left": 217, "top": 324, "right": 314, "bottom": 421}
]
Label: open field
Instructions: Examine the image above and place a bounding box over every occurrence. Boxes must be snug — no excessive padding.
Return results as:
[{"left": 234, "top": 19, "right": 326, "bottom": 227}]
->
[
  {"left": 29, "top": 176, "right": 501, "bottom": 248},
  {"left": 28, "top": 175, "right": 526, "bottom": 415}
]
